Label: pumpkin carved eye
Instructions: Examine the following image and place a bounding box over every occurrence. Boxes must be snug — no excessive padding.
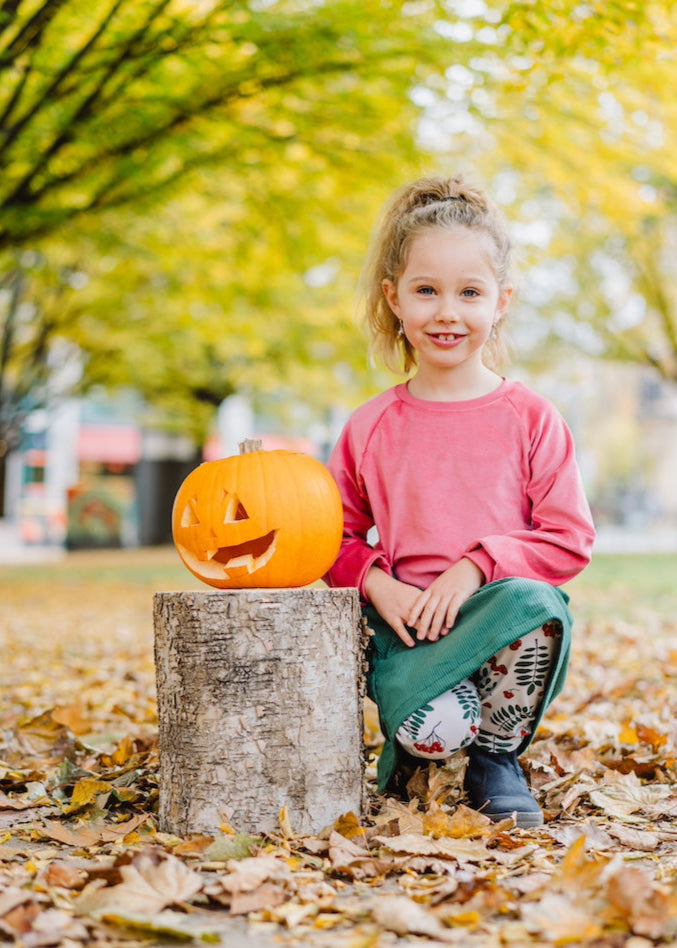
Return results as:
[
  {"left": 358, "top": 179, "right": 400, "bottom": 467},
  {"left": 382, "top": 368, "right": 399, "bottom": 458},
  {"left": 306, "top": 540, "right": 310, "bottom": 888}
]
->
[
  {"left": 180, "top": 499, "right": 200, "bottom": 528},
  {"left": 180, "top": 491, "right": 249, "bottom": 528},
  {"left": 222, "top": 491, "right": 249, "bottom": 524}
]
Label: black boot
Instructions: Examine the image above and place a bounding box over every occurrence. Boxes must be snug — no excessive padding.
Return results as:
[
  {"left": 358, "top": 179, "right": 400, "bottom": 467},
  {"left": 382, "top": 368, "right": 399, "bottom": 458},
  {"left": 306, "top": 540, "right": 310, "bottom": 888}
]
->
[{"left": 464, "top": 744, "right": 543, "bottom": 828}]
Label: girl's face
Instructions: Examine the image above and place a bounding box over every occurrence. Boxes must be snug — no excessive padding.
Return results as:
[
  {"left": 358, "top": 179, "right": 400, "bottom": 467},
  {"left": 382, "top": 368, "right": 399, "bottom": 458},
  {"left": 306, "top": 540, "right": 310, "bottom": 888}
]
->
[{"left": 382, "top": 226, "right": 511, "bottom": 381}]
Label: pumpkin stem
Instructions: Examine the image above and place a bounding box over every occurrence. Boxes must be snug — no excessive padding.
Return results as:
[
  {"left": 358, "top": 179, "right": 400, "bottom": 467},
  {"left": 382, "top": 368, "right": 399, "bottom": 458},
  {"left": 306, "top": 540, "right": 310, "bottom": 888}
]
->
[{"left": 239, "top": 438, "right": 263, "bottom": 454}]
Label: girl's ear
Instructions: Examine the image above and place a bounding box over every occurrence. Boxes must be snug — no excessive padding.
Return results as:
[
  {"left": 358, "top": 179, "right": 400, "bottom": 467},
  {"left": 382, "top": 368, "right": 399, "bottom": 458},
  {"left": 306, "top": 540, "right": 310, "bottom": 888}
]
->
[
  {"left": 496, "top": 286, "right": 513, "bottom": 319},
  {"left": 382, "top": 279, "right": 400, "bottom": 316}
]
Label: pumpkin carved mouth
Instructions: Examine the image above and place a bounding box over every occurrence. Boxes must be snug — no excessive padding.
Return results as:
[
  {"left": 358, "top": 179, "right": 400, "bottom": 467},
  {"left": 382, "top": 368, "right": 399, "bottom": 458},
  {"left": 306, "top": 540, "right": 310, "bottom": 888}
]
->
[
  {"left": 176, "top": 529, "right": 278, "bottom": 580},
  {"left": 210, "top": 530, "right": 278, "bottom": 573}
]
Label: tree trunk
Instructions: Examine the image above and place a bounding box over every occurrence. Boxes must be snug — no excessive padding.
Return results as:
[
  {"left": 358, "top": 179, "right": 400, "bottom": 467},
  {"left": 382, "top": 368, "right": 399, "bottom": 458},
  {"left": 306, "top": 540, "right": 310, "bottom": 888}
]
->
[{"left": 153, "top": 587, "right": 365, "bottom": 837}]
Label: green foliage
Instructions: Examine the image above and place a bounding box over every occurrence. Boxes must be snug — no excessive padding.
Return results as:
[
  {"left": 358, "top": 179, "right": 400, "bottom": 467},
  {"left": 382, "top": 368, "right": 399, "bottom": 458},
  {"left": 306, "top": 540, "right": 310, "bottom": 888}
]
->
[
  {"left": 3, "top": 0, "right": 677, "bottom": 450},
  {"left": 0, "top": 0, "right": 443, "bottom": 247},
  {"left": 0, "top": 0, "right": 450, "bottom": 442},
  {"left": 438, "top": 0, "right": 677, "bottom": 381}
]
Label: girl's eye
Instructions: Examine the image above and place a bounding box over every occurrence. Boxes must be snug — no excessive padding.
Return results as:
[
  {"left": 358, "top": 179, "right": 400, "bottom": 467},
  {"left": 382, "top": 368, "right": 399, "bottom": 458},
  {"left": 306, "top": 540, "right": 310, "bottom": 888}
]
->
[
  {"left": 417, "top": 286, "right": 435, "bottom": 296},
  {"left": 462, "top": 288, "right": 479, "bottom": 298}
]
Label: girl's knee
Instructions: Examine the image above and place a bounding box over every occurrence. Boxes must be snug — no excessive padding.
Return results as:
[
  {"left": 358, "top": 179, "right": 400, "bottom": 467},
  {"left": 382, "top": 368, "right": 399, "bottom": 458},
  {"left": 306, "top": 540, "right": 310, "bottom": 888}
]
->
[{"left": 396, "top": 680, "right": 480, "bottom": 760}]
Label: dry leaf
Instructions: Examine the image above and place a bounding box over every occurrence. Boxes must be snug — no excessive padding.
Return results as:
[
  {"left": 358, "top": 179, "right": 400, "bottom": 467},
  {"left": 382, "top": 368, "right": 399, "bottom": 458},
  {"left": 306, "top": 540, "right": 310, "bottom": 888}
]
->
[
  {"left": 229, "top": 882, "right": 289, "bottom": 916},
  {"left": 220, "top": 854, "right": 291, "bottom": 895},
  {"left": 606, "top": 865, "right": 677, "bottom": 939},
  {"left": 63, "top": 778, "right": 113, "bottom": 814},
  {"left": 333, "top": 811, "right": 368, "bottom": 842},
  {"left": 37, "top": 860, "right": 87, "bottom": 891},
  {"left": 371, "top": 797, "right": 424, "bottom": 835},
  {"left": 588, "top": 770, "right": 676, "bottom": 820},
  {"left": 0, "top": 886, "right": 33, "bottom": 917},
  {"left": 522, "top": 890, "right": 603, "bottom": 943},
  {"left": 605, "top": 825, "right": 661, "bottom": 852},
  {"left": 74, "top": 851, "right": 202, "bottom": 918},
  {"left": 374, "top": 832, "right": 489, "bottom": 865},
  {"left": 39, "top": 820, "right": 101, "bottom": 848},
  {"left": 370, "top": 895, "right": 453, "bottom": 940}
]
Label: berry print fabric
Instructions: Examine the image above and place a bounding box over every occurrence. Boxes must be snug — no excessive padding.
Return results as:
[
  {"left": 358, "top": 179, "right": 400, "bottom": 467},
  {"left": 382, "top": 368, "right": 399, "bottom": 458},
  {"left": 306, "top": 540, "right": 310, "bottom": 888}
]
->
[
  {"left": 363, "top": 577, "right": 574, "bottom": 792},
  {"left": 395, "top": 621, "right": 562, "bottom": 760}
]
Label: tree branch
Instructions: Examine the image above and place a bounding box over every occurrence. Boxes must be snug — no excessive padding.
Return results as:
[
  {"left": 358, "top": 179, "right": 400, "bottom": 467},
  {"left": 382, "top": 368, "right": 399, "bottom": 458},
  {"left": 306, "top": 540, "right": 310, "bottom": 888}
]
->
[
  {"left": 0, "top": 0, "right": 65, "bottom": 69},
  {"left": 0, "top": 0, "right": 128, "bottom": 156}
]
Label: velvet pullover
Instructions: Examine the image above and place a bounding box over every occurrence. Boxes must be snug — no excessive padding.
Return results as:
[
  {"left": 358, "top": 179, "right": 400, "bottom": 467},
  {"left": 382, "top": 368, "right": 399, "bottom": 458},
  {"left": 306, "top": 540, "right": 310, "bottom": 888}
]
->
[{"left": 325, "top": 380, "right": 595, "bottom": 598}]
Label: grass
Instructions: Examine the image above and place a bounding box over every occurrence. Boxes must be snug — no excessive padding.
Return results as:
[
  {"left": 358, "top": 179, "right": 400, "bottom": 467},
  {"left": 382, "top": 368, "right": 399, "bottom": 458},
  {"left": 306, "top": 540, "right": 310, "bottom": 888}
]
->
[
  {"left": 0, "top": 547, "right": 675, "bottom": 627},
  {"left": 564, "top": 552, "right": 677, "bottom": 625},
  {"left": 0, "top": 545, "right": 202, "bottom": 588}
]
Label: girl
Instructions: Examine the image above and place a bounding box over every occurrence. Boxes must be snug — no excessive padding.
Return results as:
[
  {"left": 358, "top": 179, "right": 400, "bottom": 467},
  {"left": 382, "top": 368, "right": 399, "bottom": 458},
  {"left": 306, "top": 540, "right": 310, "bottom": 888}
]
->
[{"left": 325, "top": 175, "right": 595, "bottom": 828}]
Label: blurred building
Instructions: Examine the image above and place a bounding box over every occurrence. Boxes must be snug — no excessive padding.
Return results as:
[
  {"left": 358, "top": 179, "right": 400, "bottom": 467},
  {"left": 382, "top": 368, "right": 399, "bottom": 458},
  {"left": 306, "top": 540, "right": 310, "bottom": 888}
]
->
[
  {"left": 1, "top": 394, "right": 318, "bottom": 552},
  {"left": 520, "top": 359, "right": 677, "bottom": 550}
]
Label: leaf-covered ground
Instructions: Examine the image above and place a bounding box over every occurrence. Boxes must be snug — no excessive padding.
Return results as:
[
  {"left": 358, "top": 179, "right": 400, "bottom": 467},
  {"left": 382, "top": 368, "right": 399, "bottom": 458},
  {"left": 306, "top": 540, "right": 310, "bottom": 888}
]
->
[{"left": 1, "top": 547, "right": 677, "bottom": 947}]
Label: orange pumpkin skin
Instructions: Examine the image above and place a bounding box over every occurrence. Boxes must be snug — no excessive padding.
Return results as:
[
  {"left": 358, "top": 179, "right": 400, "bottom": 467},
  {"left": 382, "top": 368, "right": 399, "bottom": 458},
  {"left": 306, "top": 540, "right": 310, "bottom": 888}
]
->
[{"left": 172, "top": 448, "right": 344, "bottom": 589}]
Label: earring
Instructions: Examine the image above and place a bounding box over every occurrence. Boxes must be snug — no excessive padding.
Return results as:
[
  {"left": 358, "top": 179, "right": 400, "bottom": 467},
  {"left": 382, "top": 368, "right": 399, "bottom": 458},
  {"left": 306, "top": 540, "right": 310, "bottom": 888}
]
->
[
  {"left": 397, "top": 322, "right": 404, "bottom": 337},
  {"left": 490, "top": 324, "right": 498, "bottom": 341}
]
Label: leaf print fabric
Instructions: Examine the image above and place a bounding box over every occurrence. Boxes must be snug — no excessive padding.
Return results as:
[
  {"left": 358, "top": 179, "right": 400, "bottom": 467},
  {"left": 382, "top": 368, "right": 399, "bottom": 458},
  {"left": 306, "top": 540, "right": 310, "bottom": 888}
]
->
[
  {"left": 396, "top": 622, "right": 562, "bottom": 759},
  {"left": 396, "top": 680, "right": 480, "bottom": 759},
  {"left": 474, "top": 621, "right": 562, "bottom": 752}
]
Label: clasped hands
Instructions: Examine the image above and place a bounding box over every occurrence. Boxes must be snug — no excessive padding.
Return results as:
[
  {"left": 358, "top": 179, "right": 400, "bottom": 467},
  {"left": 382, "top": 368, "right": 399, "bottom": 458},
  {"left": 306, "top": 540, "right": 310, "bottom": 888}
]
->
[{"left": 364, "top": 558, "right": 484, "bottom": 648}]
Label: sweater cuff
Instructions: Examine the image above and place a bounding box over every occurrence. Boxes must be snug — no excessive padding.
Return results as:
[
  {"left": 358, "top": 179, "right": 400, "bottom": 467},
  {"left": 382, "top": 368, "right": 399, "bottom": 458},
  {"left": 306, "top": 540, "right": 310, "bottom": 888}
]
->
[
  {"left": 358, "top": 552, "right": 391, "bottom": 601},
  {"left": 463, "top": 546, "right": 493, "bottom": 584}
]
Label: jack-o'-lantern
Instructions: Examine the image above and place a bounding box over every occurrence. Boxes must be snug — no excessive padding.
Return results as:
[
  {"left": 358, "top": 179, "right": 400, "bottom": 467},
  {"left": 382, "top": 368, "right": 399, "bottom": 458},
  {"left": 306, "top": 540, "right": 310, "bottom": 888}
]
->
[{"left": 172, "top": 439, "right": 343, "bottom": 589}]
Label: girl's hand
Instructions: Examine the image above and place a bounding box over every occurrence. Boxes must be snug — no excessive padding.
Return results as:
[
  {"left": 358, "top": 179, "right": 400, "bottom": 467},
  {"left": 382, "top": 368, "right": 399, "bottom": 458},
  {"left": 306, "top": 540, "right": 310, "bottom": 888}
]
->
[
  {"left": 407, "top": 558, "right": 484, "bottom": 642},
  {"left": 364, "top": 567, "right": 422, "bottom": 648}
]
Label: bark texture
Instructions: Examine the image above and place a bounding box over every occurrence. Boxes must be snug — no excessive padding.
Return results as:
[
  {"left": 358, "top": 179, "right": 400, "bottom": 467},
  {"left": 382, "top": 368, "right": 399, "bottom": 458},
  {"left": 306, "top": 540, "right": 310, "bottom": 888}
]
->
[{"left": 154, "top": 587, "right": 364, "bottom": 836}]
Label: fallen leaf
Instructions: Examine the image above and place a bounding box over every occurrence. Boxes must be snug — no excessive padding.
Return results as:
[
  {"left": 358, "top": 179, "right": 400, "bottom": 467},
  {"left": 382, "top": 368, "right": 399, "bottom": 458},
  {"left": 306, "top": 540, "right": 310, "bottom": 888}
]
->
[
  {"left": 606, "top": 865, "right": 677, "bottom": 939},
  {"left": 522, "top": 890, "right": 603, "bottom": 943},
  {"left": 229, "top": 882, "right": 289, "bottom": 915},
  {"left": 74, "top": 850, "right": 203, "bottom": 918},
  {"left": 605, "top": 824, "right": 661, "bottom": 852},
  {"left": 370, "top": 895, "right": 454, "bottom": 941},
  {"left": 220, "top": 854, "right": 291, "bottom": 895},
  {"left": 39, "top": 820, "right": 101, "bottom": 848},
  {"left": 63, "top": 778, "right": 113, "bottom": 814},
  {"left": 374, "top": 832, "right": 489, "bottom": 865},
  {"left": 588, "top": 771, "right": 676, "bottom": 820},
  {"left": 0, "top": 886, "right": 32, "bottom": 917}
]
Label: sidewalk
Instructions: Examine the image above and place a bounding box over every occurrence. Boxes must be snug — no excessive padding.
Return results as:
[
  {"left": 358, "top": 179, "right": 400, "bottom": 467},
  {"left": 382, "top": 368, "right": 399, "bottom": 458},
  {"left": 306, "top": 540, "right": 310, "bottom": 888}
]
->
[{"left": 593, "top": 525, "right": 677, "bottom": 554}]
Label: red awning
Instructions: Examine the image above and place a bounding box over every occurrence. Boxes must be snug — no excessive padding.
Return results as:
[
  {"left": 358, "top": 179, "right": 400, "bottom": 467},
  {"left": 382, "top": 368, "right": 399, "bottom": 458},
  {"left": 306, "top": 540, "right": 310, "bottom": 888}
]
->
[{"left": 78, "top": 426, "right": 141, "bottom": 464}]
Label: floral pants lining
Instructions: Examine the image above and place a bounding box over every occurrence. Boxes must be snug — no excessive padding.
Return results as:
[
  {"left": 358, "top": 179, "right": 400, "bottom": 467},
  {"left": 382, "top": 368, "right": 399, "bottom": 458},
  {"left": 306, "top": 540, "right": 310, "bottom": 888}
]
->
[{"left": 395, "top": 621, "right": 563, "bottom": 758}]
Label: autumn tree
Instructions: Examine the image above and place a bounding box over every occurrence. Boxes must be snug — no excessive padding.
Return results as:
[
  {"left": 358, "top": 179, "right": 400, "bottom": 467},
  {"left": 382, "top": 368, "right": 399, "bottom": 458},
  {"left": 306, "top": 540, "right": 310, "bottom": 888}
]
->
[
  {"left": 428, "top": 0, "right": 677, "bottom": 382},
  {"left": 0, "top": 0, "right": 450, "bottom": 455}
]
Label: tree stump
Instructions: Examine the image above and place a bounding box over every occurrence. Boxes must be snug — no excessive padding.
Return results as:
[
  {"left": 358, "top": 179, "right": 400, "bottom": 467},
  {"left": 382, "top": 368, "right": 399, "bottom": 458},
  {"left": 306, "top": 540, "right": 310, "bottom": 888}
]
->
[{"left": 153, "top": 587, "right": 365, "bottom": 836}]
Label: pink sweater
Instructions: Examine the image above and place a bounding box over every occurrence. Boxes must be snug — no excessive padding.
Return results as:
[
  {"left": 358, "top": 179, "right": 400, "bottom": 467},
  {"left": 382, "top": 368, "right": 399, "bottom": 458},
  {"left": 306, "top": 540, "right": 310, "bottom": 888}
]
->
[{"left": 325, "top": 380, "right": 595, "bottom": 599}]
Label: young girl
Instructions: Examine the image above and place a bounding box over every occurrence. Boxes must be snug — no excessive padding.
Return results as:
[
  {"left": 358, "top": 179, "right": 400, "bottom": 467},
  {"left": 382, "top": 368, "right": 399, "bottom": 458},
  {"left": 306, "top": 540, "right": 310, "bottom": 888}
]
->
[{"left": 325, "top": 175, "right": 595, "bottom": 828}]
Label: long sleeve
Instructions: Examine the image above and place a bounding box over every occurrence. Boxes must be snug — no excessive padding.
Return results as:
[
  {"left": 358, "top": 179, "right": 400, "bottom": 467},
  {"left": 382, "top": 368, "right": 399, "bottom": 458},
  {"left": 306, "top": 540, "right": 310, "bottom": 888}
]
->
[
  {"left": 463, "top": 399, "right": 595, "bottom": 585},
  {"left": 324, "top": 422, "right": 391, "bottom": 596}
]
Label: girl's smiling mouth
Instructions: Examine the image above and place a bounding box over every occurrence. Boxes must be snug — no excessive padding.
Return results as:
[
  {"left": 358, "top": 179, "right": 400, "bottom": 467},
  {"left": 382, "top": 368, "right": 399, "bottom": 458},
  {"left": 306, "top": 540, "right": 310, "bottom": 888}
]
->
[{"left": 428, "top": 331, "right": 467, "bottom": 345}]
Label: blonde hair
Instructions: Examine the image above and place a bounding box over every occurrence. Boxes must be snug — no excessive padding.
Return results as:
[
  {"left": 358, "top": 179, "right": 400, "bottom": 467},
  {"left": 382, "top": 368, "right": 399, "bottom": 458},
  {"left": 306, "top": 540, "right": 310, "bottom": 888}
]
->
[{"left": 361, "top": 175, "right": 512, "bottom": 374}]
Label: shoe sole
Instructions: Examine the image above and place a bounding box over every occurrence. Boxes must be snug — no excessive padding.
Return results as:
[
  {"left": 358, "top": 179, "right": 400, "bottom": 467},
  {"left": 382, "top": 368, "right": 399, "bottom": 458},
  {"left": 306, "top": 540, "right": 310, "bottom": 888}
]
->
[{"left": 486, "top": 810, "right": 544, "bottom": 828}]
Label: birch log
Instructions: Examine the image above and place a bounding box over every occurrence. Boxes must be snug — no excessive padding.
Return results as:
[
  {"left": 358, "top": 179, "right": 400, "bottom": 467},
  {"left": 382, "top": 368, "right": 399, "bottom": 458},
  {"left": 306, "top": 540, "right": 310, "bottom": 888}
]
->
[{"left": 154, "top": 587, "right": 364, "bottom": 836}]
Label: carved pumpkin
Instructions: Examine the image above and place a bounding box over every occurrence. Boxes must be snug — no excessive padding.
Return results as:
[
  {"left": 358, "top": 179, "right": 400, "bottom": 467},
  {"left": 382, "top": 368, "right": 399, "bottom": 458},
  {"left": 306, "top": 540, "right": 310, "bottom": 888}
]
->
[{"left": 172, "top": 439, "right": 343, "bottom": 589}]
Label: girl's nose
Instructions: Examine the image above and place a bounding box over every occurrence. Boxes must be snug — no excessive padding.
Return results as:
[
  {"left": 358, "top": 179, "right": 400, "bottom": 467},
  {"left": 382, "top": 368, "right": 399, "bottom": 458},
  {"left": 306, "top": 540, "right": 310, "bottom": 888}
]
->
[{"left": 435, "top": 301, "right": 459, "bottom": 323}]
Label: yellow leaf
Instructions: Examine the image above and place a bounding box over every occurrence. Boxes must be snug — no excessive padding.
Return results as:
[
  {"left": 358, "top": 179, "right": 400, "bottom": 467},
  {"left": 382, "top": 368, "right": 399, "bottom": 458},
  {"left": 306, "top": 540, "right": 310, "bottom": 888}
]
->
[
  {"left": 52, "top": 705, "right": 91, "bottom": 736},
  {"left": 619, "top": 723, "right": 639, "bottom": 745},
  {"left": 111, "top": 735, "right": 136, "bottom": 765},
  {"left": 333, "top": 811, "right": 367, "bottom": 841},
  {"left": 439, "top": 908, "right": 481, "bottom": 929},
  {"left": 279, "top": 807, "right": 293, "bottom": 839},
  {"left": 63, "top": 778, "right": 112, "bottom": 814}
]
